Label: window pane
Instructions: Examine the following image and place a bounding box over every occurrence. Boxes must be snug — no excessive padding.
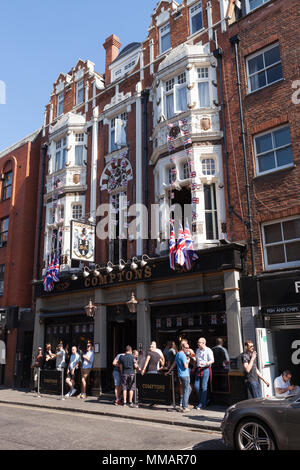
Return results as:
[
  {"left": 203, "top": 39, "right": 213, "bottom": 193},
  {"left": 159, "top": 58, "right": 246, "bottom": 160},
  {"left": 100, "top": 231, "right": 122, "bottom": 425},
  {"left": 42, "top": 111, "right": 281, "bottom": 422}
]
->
[
  {"left": 250, "top": 71, "right": 266, "bottom": 91},
  {"left": 204, "top": 185, "right": 212, "bottom": 210},
  {"left": 111, "top": 129, "right": 117, "bottom": 152},
  {"left": 249, "top": 0, "right": 264, "bottom": 10},
  {"left": 264, "top": 46, "right": 280, "bottom": 67},
  {"left": 191, "top": 12, "right": 203, "bottom": 34},
  {"left": 258, "top": 152, "right": 275, "bottom": 172},
  {"left": 166, "top": 93, "right": 174, "bottom": 119},
  {"left": 274, "top": 127, "right": 290, "bottom": 148},
  {"left": 255, "top": 133, "right": 273, "bottom": 154},
  {"left": 248, "top": 54, "right": 264, "bottom": 75},
  {"left": 266, "top": 244, "right": 285, "bottom": 265},
  {"left": 198, "top": 82, "right": 210, "bottom": 107},
  {"left": 266, "top": 63, "right": 282, "bottom": 84},
  {"left": 282, "top": 219, "right": 300, "bottom": 240},
  {"left": 264, "top": 223, "right": 282, "bottom": 243},
  {"left": 276, "top": 147, "right": 293, "bottom": 167},
  {"left": 286, "top": 242, "right": 300, "bottom": 262},
  {"left": 75, "top": 146, "right": 83, "bottom": 165},
  {"left": 161, "top": 32, "right": 171, "bottom": 52},
  {"left": 176, "top": 86, "right": 187, "bottom": 112},
  {"left": 205, "top": 213, "right": 214, "bottom": 240}
]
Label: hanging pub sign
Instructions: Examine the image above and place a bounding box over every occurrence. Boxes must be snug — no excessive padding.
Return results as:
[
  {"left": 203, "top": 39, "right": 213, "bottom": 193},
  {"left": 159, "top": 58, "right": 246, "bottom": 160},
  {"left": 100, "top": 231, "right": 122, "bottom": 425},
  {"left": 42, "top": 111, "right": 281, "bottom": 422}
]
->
[{"left": 71, "top": 221, "right": 95, "bottom": 262}]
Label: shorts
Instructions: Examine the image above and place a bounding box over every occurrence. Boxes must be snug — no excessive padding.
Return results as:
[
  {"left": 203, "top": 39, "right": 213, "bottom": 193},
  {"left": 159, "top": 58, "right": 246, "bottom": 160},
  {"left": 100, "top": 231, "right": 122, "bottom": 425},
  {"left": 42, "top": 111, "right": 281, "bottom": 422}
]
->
[
  {"left": 67, "top": 369, "right": 79, "bottom": 381},
  {"left": 82, "top": 368, "right": 92, "bottom": 380},
  {"left": 113, "top": 370, "right": 121, "bottom": 387},
  {"left": 121, "top": 374, "right": 136, "bottom": 392}
]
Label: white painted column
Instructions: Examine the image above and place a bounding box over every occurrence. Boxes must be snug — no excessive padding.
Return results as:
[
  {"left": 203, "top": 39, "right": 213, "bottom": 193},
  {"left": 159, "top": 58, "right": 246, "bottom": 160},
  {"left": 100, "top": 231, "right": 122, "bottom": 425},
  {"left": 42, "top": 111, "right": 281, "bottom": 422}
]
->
[
  {"left": 89, "top": 106, "right": 99, "bottom": 224},
  {"left": 135, "top": 82, "right": 143, "bottom": 256},
  {"left": 224, "top": 270, "right": 243, "bottom": 358}
]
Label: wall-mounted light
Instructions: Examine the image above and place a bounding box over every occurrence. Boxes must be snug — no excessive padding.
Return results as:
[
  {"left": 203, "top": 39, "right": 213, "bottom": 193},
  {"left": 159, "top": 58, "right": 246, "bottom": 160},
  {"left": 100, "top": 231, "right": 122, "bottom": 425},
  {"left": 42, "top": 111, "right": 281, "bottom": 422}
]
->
[
  {"left": 130, "top": 257, "right": 139, "bottom": 271},
  {"left": 106, "top": 261, "right": 114, "bottom": 274},
  {"left": 83, "top": 267, "right": 90, "bottom": 278},
  {"left": 71, "top": 274, "right": 78, "bottom": 281},
  {"left": 118, "top": 259, "right": 126, "bottom": 271},
  {"left": 93, "top": 265, "right": 101, "bottom": 277},
  {"left": 140, "top": 254, "right": 150, "bottom": 267},
  {"left": 84, "top": 299, "right": 97, "bottom": 318},
  {"left": 127, "top": 292, "right": 138, "bottom": 313}
]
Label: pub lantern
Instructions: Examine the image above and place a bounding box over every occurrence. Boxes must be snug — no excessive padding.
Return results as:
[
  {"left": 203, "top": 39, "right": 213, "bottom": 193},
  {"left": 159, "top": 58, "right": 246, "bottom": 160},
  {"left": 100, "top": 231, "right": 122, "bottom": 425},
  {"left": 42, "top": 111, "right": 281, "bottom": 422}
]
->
[
  {"left": 126, "top": 292, "right": 138, "bottom": 313},
  {"left": 84, "top": 299, "right": 97, "bottom": 318}
]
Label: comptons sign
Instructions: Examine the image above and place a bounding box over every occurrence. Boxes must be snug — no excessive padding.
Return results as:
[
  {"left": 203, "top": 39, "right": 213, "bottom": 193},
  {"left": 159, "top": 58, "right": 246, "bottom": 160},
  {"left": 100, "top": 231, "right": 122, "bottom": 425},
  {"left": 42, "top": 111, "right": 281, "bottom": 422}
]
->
[{"left": 84, "top": 265, "right": 153, "bottom": 288}]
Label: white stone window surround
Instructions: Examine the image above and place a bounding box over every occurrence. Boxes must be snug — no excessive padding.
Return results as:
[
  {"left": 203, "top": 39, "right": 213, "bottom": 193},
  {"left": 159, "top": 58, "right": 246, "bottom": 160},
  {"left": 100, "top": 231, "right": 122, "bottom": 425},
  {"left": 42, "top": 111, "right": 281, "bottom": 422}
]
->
[
  {"left": 246, "top": 42, "right": 282, "bottom": 94},
  {"left": 109, "top": 112, "right": 128, "bottom": 153},
  {"left": 110, "top": 47, "right": 141, "bottom": 83},
  {"left": 72, "top": 203, "right": 83, "bottom": 220},
  {"left": 196, "top": 66, "right": 213, "bottom": 108},
  {"left": 57, "top": 92, "right": 64, "bottom": 117},
  {"left": 163, "top": 71, "right": 188, "bottom": 119},
  {"left": 154, "top": 145, "right": 225, "bottom": 250},
  {"left": 262, "top": 216, "right": 300, "bottom": 271},
  {"left": 245, "top": 0, "right": 270, "bottom": 14},
  {"left": 48, "top": 127, "right": 87, "bottom": 175}
]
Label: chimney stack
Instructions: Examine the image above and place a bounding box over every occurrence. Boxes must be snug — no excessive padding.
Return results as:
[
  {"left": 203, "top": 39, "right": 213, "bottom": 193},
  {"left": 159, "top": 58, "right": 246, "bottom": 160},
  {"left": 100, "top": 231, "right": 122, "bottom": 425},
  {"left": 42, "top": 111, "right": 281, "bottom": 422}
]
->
[{"left": 103, "top": 34, "right": 122, "bottom": 85}]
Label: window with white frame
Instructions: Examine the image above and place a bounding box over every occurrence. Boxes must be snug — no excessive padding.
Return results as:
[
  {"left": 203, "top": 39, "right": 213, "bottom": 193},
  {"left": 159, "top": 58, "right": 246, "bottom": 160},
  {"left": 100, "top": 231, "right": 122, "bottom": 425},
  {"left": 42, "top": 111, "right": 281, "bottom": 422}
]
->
[
  {"left": 75, "top": 133, "right": 84, "bottom": 166},
  {"left": 183, "top": 161, "right": 190, "bottom": 180},
  {"left": 254, "top": 125, "right": 293, "bottom": 175},
  {"left": 159, "top": 23, "right": 171, "bottom": 54},
  {"left": 204, "top": 184, "right": 219, "bottom": 240},
  {"left": 164, "top": 73, "right": 187, "bottom": 119},
  {"left": 168, "top": 166, "right": 176, "bottom": 184},
  {"left": 110, "top": 112, "right": 127, "bottom": 152},
  {"left": 202, "top": 158, "right": 216, "bottom": 176},
  {"left": 197, "top": 68, "right": 210, "bottom": 108},
  {"left": 55, "top": 137, "right": 67, "bottom": 172},
  {"left": 76, "top": 79, "right": 84, "bottom": 105},
  {"left": 246, "top": 43, "right": 282, "bottom": 93},
  {"left": 72, "top": 204, "right": 83, "bottom": 220},
  {"left": 262, "top": 218, "right": 300, "bottom": 269},
  {"left": 57, "top": 92, "right": 64, "bottom": 117},
  {"left": 189, "top": 1, "right": 203, "bottom": 35},
  {"left": 246, "top": 0, "right": 270, "bottom": 13}
]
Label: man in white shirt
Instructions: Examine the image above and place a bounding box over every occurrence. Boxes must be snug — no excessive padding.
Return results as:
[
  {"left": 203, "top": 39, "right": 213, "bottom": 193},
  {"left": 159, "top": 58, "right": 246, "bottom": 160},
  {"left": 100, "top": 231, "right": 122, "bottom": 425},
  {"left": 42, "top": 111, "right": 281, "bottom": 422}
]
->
[
  {"left": 194, "top": 337, "right": 214, "bottom": 409},
  {"left": 274, "top": 370, "right": 300, "bottom": 398}
]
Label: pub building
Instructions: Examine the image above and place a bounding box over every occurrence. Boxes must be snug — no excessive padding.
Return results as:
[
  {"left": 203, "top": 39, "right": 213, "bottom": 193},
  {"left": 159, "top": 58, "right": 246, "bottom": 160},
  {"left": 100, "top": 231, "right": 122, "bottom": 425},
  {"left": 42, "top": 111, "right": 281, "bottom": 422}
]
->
[
  {"left": 34, "top": 242, "right": 246, "bottom": 404},
  {"left": 240, "top": 271, "right": 300, "bottom": 388}
]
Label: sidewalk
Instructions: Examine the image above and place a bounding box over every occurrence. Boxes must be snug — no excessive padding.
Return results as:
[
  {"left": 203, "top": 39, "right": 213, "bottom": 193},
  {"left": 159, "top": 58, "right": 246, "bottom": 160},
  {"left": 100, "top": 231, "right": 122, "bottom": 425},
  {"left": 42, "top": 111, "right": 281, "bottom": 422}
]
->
[{"left": 0, "top": 387, "right": 225, "bottom": 432}]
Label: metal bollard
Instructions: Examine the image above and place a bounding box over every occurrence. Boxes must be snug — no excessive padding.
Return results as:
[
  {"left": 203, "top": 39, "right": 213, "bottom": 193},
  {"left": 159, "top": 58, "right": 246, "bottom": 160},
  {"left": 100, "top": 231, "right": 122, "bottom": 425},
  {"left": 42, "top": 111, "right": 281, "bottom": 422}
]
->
[
  {"left": 60, "top": 369, "right": 65, "bottom": 400},
  {"left": 134, "top": 370, "right": 139, "bottom": 408},
  {"left": 37, "top": 368, "right": 41, "bottom": 398},
  {"left": 167, "top": 371, "right": 177, "bottom": 412}
]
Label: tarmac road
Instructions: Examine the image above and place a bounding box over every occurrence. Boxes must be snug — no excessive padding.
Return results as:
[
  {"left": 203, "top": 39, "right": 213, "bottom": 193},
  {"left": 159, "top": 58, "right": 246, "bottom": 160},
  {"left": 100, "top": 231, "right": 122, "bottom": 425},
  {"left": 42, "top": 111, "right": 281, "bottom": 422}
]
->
[{"left": 0, "top": 402, "right": 226, "bottom": 451}]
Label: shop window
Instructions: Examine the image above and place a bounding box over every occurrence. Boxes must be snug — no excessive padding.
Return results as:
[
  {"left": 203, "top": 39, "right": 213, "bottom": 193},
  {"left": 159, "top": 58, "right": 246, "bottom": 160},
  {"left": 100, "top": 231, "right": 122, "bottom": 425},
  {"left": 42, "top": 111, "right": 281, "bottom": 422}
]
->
[
  {"left": 1, "top": 171, "right": 12, "bottom": 201},
  {"left": 254, "top": 125, "right": 293, "bottom": 175},
  {"left": 262, "top": 217, "right": 300, "bottom": 270},
  {"left": 246, "top": 43, "right": 282, "bottom": 93},
  {"left": 0, "top": 217, "right": 9, "bottom": 247}
]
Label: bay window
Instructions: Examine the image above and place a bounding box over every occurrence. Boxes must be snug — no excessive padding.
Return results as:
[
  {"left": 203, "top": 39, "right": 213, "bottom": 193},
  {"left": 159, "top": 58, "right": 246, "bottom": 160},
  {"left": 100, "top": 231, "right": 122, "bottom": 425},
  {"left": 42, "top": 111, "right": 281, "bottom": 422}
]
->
[
  {"left": 55, "top": 137, "right": 67, "bottom": 172},
  {"left": 197, "top": 68, "right": 210, "bottom": 108},
  {"left": 164, "top": 73, "right": 187, "bottom": 119}
]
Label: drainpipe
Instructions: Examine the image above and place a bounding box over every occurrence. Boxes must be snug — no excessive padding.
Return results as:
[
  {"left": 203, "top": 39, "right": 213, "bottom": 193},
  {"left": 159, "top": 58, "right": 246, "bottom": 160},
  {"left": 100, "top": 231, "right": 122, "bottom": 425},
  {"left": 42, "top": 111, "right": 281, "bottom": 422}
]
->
[
  {"left": 36, "top": 143, "right": 48, "bottom": 279},
  {"left": 213, "top": 47, "right": 250, "bottom": 230},
  {"left": 142, "top": 89, "right": 150, "bottom": 253},
  {"left": 230, "top": 34, "right": 256, "bottom": 276}
]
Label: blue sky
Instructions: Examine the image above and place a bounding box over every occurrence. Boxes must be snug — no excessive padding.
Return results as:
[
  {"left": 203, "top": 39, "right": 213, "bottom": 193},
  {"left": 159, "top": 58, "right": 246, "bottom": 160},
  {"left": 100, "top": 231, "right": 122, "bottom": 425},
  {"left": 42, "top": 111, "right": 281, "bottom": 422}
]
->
[{"left": 0, "top": 0, "right": 160, "bottom": 152}]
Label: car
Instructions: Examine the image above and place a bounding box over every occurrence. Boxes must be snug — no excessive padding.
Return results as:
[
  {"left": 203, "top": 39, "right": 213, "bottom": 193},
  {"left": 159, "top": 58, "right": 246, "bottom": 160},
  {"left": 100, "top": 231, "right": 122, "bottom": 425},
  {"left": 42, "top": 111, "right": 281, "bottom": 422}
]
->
[{"left": 221, "top": 393, "right": 300, "bottom": 450}]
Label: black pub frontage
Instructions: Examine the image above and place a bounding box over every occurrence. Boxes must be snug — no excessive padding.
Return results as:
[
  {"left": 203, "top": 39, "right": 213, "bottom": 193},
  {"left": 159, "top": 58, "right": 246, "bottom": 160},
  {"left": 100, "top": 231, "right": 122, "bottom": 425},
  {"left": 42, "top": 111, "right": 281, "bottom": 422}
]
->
[
  {"left": 240, "top": 270, "right": 300, "bottom": 387},
  {"left": 33, "top": 243, "right": 247, "bottom": 404}
]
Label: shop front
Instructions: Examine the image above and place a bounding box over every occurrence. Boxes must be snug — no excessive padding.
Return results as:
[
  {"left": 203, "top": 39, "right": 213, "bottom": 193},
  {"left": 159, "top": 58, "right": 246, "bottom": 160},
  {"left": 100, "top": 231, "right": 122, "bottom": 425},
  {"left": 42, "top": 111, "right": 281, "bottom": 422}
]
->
[{"left": 240, "top": 271, "right": 300, "bottom": 388}]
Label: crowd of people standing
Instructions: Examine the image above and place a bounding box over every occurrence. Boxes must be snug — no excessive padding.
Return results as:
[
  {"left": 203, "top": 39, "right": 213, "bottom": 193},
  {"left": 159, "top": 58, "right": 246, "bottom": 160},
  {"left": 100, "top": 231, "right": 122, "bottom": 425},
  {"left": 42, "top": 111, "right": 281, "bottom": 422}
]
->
[{"left": 33, "top": 340, "right": 94, "bottom": 399}]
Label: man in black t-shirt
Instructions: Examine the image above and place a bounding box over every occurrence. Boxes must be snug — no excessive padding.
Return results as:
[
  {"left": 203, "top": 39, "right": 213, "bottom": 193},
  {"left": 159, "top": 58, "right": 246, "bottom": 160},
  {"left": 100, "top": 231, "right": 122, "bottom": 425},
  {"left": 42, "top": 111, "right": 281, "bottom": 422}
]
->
[
  {"left": 141, "top": 344, "right": 164, "bottom": 375},
  {"left": 242, "top": 340, "right": 270, "bottom": 399},
  {"left": 118, "top": 345, "right": 138, "bottom": 407}
]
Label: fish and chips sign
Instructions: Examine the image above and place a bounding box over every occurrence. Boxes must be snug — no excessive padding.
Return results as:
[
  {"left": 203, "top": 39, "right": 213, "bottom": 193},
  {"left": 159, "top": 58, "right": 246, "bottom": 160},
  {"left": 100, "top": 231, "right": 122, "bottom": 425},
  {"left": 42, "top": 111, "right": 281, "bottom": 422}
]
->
[{"left": 71, "top": 221, "right": 95, "bottom": 262}]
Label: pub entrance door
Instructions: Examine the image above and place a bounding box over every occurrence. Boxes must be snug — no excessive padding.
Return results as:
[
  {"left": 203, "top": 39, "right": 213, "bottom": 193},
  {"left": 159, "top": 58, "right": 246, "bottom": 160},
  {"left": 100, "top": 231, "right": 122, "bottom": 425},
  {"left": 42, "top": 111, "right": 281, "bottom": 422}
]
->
[{"left": 106, "top": 305, "right": 137, "bottom": 391}]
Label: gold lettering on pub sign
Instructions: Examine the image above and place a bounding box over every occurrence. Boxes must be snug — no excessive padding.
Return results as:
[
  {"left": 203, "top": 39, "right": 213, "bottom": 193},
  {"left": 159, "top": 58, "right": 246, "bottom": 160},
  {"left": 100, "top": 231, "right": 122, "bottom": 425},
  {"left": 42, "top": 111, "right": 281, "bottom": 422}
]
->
[{"left": 84, "top": 265, "right": 154, "bottom": 288}]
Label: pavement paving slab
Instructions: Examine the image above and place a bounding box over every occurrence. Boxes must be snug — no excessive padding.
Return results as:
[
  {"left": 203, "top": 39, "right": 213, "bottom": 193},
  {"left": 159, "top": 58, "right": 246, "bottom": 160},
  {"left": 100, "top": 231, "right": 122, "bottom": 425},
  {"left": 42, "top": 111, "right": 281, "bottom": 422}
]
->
[{"left": 0, "top": 387, "right": 225, "bottom": 432}]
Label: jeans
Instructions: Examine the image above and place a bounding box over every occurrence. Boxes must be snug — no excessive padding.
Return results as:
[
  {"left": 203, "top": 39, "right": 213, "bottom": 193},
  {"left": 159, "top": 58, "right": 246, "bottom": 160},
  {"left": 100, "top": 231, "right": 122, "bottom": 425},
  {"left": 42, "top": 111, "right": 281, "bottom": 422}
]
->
[
  {"left": 179, "top": 375, "right": 191, "bottom": 409},
  {"left": 194, "top": 368, "right": 210, "bottom": 407},
  {"left": 245, "top": 380, "right": 262, "bottom": 399}
]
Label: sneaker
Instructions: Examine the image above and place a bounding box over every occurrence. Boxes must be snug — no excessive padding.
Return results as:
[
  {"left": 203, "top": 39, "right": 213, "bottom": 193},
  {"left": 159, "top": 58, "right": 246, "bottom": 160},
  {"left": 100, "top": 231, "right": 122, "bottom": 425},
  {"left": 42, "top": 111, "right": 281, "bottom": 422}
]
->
[
  {"left": 70, "top": 388, "right": 77, "bottom": 397},
  {"left": 181, "top": 408, "right": 191, "bottom": 413},
  {"left": 116, "top": 399, "right": 122, "bottom": 406},
  {"left": 123, "top": 402, "right": 127, "bottom": 406},
  {"left": 65, "top": 392, "right": 71, "bottom": 398},
  {"left": 129, "top": 402, "right": 134, "bottom": 408},
  {"left": 81, "top": 394, "right": 86, "bottom": 399},
  {"left": 196, "top": 404, "right": 202, "bottom": 410}
]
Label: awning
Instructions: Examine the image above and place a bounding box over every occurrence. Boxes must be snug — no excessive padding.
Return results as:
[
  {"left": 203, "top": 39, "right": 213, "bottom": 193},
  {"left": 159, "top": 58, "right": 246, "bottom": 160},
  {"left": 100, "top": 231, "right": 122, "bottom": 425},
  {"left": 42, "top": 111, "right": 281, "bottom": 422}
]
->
[{"left": 149, "top": 294, "right": 223, "bottom": 307}]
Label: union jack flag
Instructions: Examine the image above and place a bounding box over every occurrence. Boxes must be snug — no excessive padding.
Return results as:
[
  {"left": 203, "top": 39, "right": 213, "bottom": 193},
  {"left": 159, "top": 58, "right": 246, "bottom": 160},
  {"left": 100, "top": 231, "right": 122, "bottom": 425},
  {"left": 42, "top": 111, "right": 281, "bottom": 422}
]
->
[
  {"left": 184, "top": 137, "right": 192, "bottom": 146},
  {"left": 169, "top": 222, "right": 176, "bottom": 271},
  {"left": 184, "top": 221, "right": 198, "bottom": 271},
  {"left": 175, "top": 223, "right": 186, "bottom": 267}
]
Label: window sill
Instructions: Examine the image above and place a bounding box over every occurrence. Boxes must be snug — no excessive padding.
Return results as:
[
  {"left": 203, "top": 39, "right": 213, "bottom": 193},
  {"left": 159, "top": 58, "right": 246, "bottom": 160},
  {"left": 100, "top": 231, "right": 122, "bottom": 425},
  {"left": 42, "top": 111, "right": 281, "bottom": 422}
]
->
[
  {"left": 246, "top": 78, "right": 284, "bottom": 97},
  {"left": 156, "top": 48, "right": 172, "bottom": 60},
  {"left": 253, "top": 164, "right": 295, "bottom": 180}
]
